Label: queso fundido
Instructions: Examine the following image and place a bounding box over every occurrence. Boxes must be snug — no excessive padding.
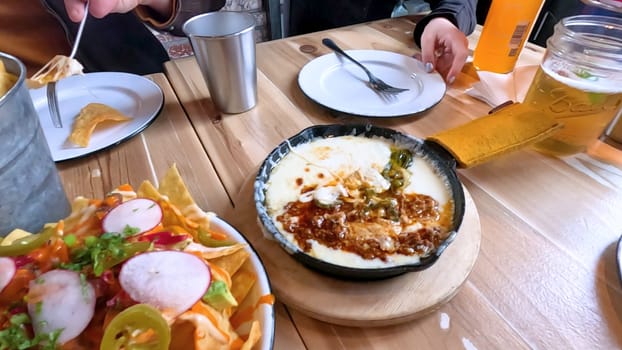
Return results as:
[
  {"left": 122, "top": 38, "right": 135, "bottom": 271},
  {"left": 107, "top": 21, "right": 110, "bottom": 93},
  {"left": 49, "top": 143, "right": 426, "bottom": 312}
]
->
[{"left": 264, "top": 135, "right": 455, "bottom": 269}]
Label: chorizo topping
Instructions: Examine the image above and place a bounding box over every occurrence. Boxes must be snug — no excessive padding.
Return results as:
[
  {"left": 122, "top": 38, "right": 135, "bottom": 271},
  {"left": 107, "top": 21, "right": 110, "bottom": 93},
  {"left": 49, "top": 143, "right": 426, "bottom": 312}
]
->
[{"left": 275, "top": 148, "right": 453, "bottom": 262}]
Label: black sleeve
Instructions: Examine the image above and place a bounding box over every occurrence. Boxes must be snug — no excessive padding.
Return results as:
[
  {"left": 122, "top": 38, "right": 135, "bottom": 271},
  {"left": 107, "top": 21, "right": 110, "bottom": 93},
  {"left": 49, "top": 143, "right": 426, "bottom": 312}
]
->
[
  {"left": 412, "top": 0, "right": 477, "bottom": 48},
  {"left": 42, "top": 0, "right": 169, "bottom": 75}
]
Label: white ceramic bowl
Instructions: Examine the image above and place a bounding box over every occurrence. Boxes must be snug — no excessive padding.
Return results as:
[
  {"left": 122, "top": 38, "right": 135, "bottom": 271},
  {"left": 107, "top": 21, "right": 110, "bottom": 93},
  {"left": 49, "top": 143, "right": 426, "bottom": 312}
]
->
[{"left": 210, "top": 216, "right": 275, "bottom": 349}]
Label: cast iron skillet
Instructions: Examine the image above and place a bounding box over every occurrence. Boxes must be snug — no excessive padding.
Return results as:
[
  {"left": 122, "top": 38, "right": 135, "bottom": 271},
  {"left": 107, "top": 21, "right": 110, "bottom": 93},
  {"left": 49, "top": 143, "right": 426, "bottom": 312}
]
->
[{"left": 254, "top": 124, "right": 465, "bottom": 280}]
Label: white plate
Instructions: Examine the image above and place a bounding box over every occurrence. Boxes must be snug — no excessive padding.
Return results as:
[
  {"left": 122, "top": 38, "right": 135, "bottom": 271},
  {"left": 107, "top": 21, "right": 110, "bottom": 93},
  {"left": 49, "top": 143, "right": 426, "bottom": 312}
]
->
[
  {"left": 30, "top": 72, "right": 164, "bottom": 162},
  {"left": 298, "top": 50, "right": 446, "bottom": 117},
  {"left": 210, "top": 216, "right": 275, "bottom": 349}
]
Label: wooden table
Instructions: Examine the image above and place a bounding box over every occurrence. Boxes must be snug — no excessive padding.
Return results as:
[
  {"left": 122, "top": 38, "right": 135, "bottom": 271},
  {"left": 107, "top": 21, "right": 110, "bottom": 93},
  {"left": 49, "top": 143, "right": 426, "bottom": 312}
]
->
[{"left": 58, "top": 16, "right": 622, "bottom": 350}]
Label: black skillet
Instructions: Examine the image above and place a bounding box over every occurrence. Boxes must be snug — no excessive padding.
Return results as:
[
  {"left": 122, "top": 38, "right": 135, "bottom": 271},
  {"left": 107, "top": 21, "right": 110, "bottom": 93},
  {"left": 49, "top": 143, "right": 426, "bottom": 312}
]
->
[{"left": 254, "top": 124, "right": 465, "bottom": 280}]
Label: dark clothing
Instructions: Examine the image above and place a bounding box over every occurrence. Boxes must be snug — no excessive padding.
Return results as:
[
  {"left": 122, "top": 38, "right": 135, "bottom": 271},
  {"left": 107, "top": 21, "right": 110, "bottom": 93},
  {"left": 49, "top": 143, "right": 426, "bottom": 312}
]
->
[{"left": 288, "top": 0, "right": 477, "bottom": 48}]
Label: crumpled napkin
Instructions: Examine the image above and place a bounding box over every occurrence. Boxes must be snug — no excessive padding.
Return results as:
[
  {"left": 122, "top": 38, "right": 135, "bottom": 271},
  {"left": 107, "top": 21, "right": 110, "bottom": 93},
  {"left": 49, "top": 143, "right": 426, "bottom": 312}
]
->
[{"left": 466, "top": 65, "right": 538, "bottom": 107}]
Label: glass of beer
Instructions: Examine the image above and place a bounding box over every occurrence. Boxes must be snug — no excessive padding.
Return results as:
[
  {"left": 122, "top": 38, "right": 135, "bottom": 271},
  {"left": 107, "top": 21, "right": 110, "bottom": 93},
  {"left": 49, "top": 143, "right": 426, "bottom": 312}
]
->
[{"left": 523, "top": 15, "right": 622, "bottom": 157}]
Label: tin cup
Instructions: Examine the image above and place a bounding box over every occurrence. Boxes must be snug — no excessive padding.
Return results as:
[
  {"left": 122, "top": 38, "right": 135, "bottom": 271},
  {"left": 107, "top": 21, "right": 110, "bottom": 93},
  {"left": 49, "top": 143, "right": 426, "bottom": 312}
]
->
[
  {"left": 183, "top": 11, "right": 257, "bottom": 114},
  {"left": 0, "top": 52, "right": 70, "bottom": 236}
]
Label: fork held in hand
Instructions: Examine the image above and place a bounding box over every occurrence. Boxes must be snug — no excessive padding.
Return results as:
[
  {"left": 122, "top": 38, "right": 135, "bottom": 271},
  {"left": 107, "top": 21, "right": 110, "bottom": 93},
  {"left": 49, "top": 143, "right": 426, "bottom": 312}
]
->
[
  {"left": 321, "top": 38, "right": 409, "bottom": 94},
  {"left": 46, "top": 1, "right": 88, "bottom": 129}
]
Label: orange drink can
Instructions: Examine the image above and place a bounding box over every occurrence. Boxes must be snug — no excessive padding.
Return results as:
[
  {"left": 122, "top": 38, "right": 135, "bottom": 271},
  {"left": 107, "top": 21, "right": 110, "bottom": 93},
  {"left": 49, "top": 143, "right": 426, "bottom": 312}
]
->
[{"left": 472, "top": 0, "right": 545, "bottom": 73}]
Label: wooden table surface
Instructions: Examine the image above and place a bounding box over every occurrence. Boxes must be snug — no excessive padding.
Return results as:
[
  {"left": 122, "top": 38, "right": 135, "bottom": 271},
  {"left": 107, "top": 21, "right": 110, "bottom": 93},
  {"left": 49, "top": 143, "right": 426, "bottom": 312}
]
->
[{"left": 57, "top": 16, "right": 622, "bottom": 350}]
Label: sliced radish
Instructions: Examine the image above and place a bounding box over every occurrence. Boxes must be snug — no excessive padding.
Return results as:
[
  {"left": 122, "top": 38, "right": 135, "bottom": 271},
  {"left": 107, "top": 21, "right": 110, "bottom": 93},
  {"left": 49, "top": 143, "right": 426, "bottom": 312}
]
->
[
  {"left": 102, "top": 198, "right": 162, "bottom": 235},
  {"left": 119, "top": 251, "right": 211, "bottom": 318},
  {"left": 27, "top": 269, "right": 96, "bottom": 344},
  {"left": 0, "top": 257, "right": 16, "bottom": 293}
]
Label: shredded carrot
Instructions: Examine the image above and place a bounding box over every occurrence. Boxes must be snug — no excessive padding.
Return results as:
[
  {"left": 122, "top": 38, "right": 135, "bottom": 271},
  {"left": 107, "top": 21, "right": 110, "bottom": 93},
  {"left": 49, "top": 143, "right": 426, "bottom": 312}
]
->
[
  {"left": 256, "top": 294, "right": 275, "bottom": 307},
  {"left": 230, "top": 294, "right": 275, "bottom": 329},
  {"left": 116, "top": 184, "right": 134, "bottom": 192},
  {"left": 188, "top": 251, "right": 204, "bottom": 261},
  {"left": 133, "top": 328, "right": 157, "bottom": 344},
  {"left": 166, "top": 225, "right": 190, "bottom": 235},
  {"left": 207, "top": 262, "right": 232, "bottom": 288},
  {"left": 55, "top": 220, "right": 65, "bottom": 234},
  {"left": 0, "top": 269, "right": 35, "bottom": 303},
  {"left": 230, "top": 338, "right": 245, "bottom": 350},
  {"left": 30, "top": 238, "right": 70, "bottom": 272},
  {"left": 208, "top": 230, "right": 228, "bottom": 241},
  {"left": 94, "top": 210, "right": 107, "bottom": 221},
  {"left": 191, "top": 301, "right": 230, "bottom": 343},
  {"left": 141, "top": 223, "right": 164, "bottom": 236},
  {"left": 230, "top": 306, "right": 254, "bottom": 330}
]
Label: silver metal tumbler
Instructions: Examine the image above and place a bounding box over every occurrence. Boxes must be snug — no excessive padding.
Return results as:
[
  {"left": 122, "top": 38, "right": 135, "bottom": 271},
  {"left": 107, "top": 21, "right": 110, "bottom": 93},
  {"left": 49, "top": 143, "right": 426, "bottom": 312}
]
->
[{"left": 183, "top": 11, "right": 257, "bottom": 114}]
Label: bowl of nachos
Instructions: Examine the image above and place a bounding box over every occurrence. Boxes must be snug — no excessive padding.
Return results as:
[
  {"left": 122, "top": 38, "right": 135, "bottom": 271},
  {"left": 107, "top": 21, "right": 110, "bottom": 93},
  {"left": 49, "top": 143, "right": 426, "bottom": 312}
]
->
[{"left": 0, "top": 165, "right": 274, "bottom": 349}]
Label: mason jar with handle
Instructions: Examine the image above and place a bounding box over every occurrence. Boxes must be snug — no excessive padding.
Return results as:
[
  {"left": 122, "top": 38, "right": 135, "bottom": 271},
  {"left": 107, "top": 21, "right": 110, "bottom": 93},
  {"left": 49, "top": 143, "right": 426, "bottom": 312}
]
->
[
  {"left": 0, "top": 52, "right": 71, "bottom": 236},
  {"left": 522, "top": 15, "right": 622, "bottom": 157}
]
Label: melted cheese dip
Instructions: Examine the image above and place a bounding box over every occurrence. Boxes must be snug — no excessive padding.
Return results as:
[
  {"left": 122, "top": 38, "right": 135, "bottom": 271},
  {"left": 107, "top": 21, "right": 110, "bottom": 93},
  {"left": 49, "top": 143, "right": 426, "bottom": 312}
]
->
[{"left": 265, "top": 135, "right": 453, "bottom": 268}]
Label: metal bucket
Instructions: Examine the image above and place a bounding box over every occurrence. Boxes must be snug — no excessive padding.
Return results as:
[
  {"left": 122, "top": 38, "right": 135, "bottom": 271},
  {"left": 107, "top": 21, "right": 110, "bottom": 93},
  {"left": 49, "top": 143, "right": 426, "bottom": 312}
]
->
[{"left": 0, "top": 52, "right": 70, "bottom": 236}]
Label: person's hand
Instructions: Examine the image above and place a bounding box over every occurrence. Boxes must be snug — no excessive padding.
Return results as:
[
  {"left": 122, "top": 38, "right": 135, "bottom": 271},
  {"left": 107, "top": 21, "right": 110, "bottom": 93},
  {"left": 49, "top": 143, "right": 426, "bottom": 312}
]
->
[
  {"left": 64, "top": 0, "right": 172, "bottom": 22},
  {"left": 420, "top": 17, "right": 469, "bottom": 85}
]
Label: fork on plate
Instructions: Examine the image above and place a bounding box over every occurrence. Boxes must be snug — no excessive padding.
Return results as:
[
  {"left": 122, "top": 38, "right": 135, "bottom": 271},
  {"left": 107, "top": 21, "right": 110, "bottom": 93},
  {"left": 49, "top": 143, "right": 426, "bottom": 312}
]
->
[
  {"left": 321, "top": 38, "right": 409, "bottom": 95},
  {"left": 47, "top": 1, "right": 89, "bottom": 128}
]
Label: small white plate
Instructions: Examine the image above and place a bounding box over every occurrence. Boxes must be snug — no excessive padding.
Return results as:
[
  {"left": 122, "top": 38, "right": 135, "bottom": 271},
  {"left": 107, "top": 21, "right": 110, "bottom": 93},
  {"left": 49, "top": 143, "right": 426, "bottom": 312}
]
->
[
  {"left": 298, "top": 50, "right": 446, "bottom": 117},
  {"left": 30, "top": 72, "right": 164, "bottom": 162}
]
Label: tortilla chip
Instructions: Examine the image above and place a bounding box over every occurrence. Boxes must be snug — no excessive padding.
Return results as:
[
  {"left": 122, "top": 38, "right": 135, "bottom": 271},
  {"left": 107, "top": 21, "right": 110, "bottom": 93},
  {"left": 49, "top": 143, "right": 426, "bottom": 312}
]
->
[
  {"left": 185, "top": 242, "right": 246, "bottom": 261},
  {"left": 29, "top": 54, "right": 83, "bottom": 86},
  {"left": 137, "top": 180, "right": 187, "bottom": 230},
  {"left": 68, "top": 103, "right": 131, "bottom": 147},
  {"left": 241, "top": 321, "right": 262, "bottom": 350},
  {"left": 211, "top": 249, "right": 250, "bottom": 277},
  {"left": 137, "top": 180, "right": 164, "bottom": 202},
  {"left": 230, "top": 261, "right": 257, "bottom": 304},
  {"left": 158, "top": 165, "right": 211, "bottom": 230},
  {"left": 0, "top": 71, "right": 17, "bottom": 97},
  {"left": 1, "top": 229, "right": 32, "bottom": 246}
]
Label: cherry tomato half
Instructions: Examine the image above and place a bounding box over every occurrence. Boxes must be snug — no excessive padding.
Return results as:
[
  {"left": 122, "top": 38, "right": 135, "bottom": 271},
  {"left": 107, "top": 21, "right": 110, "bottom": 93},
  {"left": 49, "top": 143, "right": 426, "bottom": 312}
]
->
[{"left": 100, "top": 304, "right": 170, "bottom": 350}]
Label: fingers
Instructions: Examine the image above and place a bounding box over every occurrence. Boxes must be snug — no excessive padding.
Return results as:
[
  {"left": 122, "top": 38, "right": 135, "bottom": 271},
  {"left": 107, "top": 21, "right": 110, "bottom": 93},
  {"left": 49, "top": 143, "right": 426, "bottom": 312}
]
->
[
  {"left": 64, "top": 0, "right": 87, "bottom": 22},
  {"left": 65, "top": 0, "right": 131, "bottom": 21},
  {"left": 86, "top": 0, "right": 119, "bottom": 19},
  {"left": 445, "top": 40, "right": 469, "bottom": 84},
  {"left": 418, "top": 17, "right": 469, "bottom": 84},
  {"left": 419, "top": 31, "right": 438, "bottom": 74}
]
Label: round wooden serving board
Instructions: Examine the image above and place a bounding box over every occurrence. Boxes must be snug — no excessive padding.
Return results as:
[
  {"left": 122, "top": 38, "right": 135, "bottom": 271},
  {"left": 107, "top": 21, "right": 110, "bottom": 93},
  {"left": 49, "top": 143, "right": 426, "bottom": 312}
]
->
[{"left": 224, "top": 177, "right": 482, "bottom": 327}]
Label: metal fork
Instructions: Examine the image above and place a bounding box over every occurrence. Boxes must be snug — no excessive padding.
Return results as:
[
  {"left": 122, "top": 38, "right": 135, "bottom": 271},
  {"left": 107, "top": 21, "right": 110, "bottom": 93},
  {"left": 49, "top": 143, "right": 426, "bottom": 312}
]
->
[
  {"left": 322, "top": 38, "right": 409, "bottom": 94},
  {"left": 47, "top": 1, "right": 89, "bottom": 128}
]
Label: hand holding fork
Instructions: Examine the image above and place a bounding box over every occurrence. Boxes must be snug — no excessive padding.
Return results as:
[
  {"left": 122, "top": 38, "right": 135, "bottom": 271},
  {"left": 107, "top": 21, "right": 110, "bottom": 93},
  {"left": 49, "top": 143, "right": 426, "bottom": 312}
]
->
[{"left": 40, "top": 1, "right": 89, "bottom": 128}]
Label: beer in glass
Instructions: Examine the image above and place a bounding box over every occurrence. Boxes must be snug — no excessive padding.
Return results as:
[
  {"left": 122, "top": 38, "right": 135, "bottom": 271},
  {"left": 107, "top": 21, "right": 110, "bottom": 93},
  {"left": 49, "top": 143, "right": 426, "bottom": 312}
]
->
[{"left": 523, "top": 15, "right": 622, "bottom": 157}]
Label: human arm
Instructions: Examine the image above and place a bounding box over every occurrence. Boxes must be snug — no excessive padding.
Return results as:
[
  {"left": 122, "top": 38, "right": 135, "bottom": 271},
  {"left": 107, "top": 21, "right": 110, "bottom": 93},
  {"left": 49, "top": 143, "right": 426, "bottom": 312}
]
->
[{"left": 413, "top": 0, "right": 476, "bottom": 83}]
